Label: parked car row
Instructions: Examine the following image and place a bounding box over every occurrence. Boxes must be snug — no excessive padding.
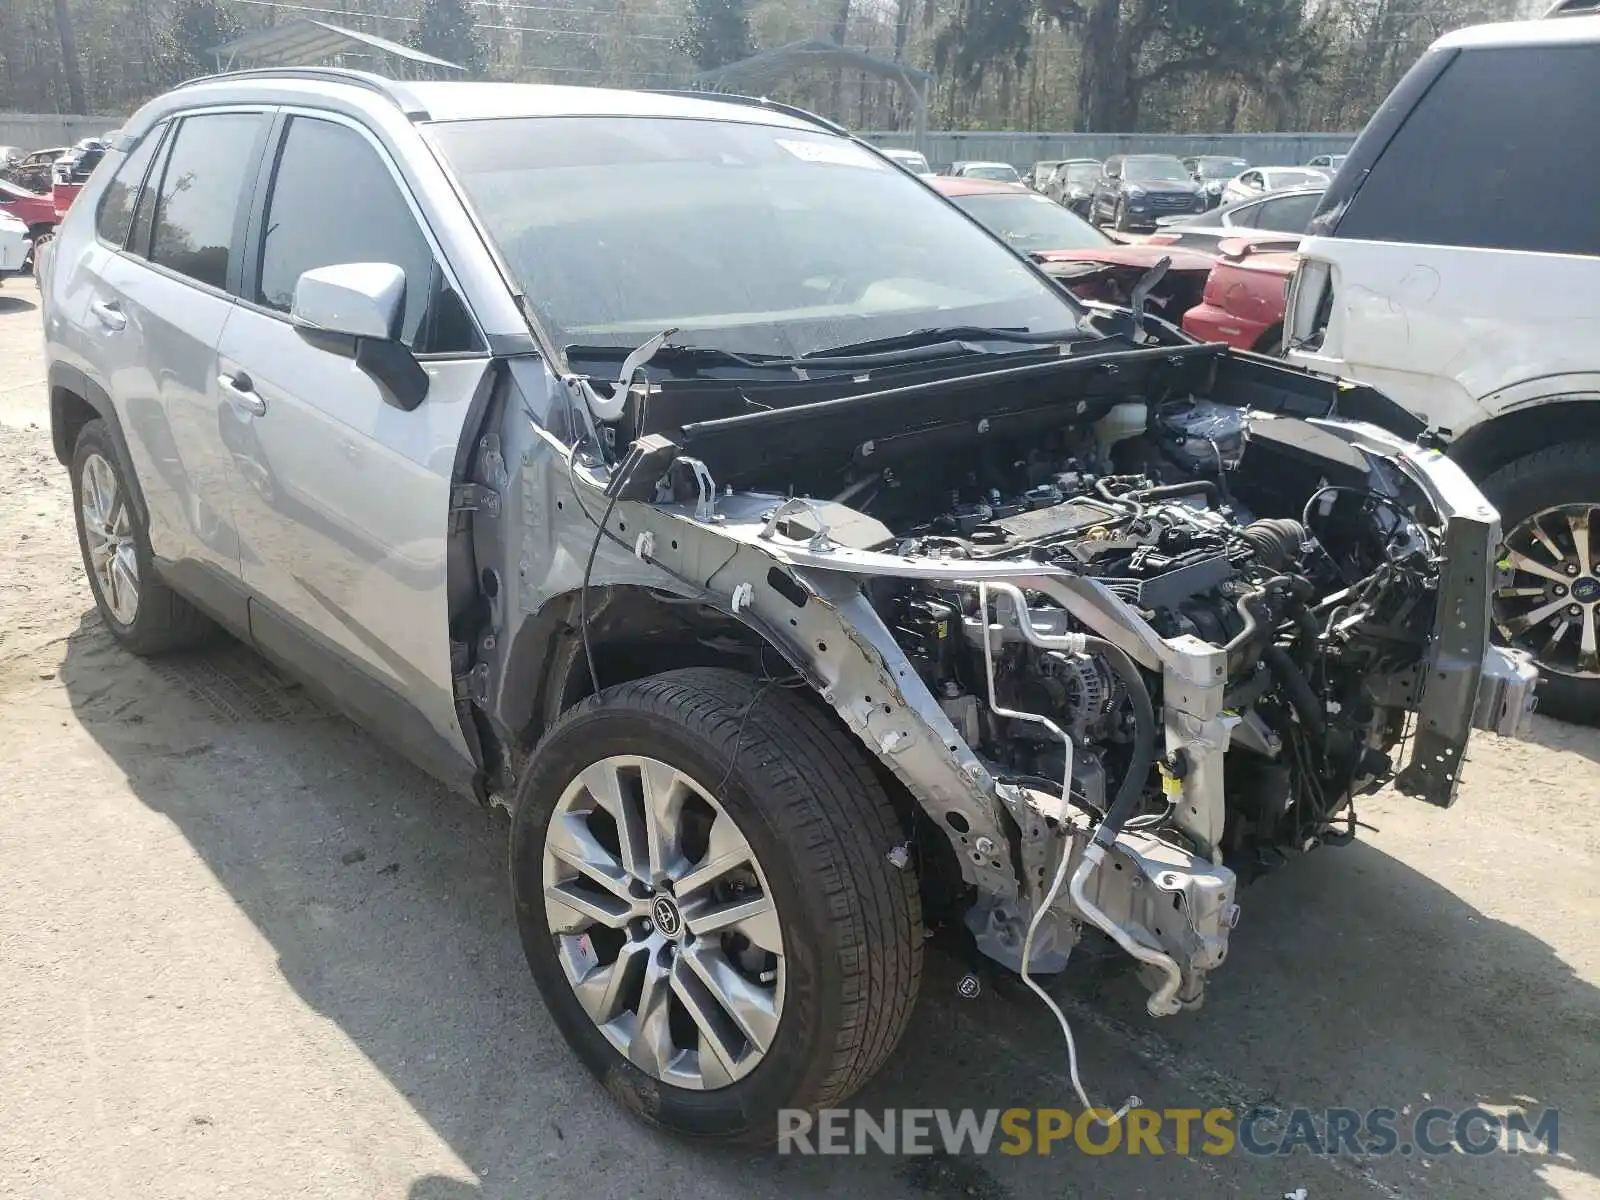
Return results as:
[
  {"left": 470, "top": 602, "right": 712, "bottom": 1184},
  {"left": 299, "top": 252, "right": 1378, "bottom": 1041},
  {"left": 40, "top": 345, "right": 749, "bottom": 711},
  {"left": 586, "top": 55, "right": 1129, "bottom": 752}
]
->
[{"left": 0, "top": 132, "right": 114, "bottom": 272}]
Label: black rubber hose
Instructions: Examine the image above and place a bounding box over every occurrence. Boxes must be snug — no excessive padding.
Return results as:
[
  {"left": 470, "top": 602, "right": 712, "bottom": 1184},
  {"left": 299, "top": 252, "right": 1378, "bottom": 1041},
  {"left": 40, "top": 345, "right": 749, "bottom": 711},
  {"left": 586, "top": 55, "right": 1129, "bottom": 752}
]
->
[
  {"left": 1224, "top": 574, "right": 1315, "bottom": 675},
  {"left": 1223, "top": 665, "right": 1274, "bottom": 711},
  {"left": 1237, "top": 518, "right": 1309, "bottom": 572},
  {"left": 1261, "top": 644, "right": 1325, "bottom": 739},
  {"left": 1130, "top": 479, "right": 1221, "bottom": 507},
  {"left": 1083, "top": 636, "right": 1158, "bottom": 848},
  {"left": 1289, "top": 604, "right": 1321, "bottom": 669},
  {"left": 1094, "top": 476, "right": 1146, "bottom": 518}
]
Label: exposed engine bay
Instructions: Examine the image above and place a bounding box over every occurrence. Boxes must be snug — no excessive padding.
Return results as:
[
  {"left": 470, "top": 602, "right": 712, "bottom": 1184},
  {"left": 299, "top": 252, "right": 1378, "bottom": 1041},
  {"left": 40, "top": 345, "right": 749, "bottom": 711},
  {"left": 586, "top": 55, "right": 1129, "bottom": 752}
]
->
[
  {"left": 869, "top": 396, "right": 1433, "bottom": 879},
  {"left": 531, "top": 338, "right": 1538, "bottom": 1026}
]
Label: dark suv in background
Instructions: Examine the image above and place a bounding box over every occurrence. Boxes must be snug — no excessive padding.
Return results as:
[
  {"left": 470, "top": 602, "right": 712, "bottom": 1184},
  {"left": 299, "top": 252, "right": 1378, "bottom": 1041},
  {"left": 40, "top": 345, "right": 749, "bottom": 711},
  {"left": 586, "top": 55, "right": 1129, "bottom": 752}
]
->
[{"left": 1090, "top": 154, "right": 1207, "bottom": 231}]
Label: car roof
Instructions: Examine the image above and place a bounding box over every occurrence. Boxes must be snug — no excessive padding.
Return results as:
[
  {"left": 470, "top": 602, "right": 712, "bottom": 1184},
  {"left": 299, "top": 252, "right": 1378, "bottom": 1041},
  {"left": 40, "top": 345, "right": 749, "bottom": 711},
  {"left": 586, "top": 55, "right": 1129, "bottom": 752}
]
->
[
  {"left": 131, "top": 73, "right": 825, "bottom": 136},
  {"left": 930, "top": 176, "right": 1031, "bottom": 197},
  {"left": 1436, "top": 11, "right": 1600, "bottom": 49},
  {"left": 957, "top": 161, "right": 1014, "bottom": 169}
]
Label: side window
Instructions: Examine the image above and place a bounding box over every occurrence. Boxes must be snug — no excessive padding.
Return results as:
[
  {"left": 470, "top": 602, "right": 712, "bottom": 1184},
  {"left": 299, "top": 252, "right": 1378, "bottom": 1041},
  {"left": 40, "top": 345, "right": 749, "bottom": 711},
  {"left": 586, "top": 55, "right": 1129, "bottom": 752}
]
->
[
  {"left": 1229, "top": 201, "right": 1263, "bottom": 229},
  {"left": 149, "top": 112, "right": 268, "bottom": 290},
  {"left": 256, "top": 116, "right": 479, "bottom": 354},
  {"left": 128, "top": 131, "right": 173, "bottom": 258},
  {"left": 1338, "top": 44, "right": 1600, "bottom": 254},
  {"left": 95, "top": 124, "right": 166, "bottom": 248},
  {"left": 1256, "top": 192, "right": 1319, "bottom": 233}
]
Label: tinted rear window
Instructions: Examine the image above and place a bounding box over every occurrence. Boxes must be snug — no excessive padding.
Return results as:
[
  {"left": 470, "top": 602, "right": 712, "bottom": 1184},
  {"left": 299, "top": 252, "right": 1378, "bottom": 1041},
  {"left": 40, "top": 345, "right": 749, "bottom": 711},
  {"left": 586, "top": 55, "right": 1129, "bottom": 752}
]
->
[
  {"left": 1336, "top": 45, "right": 1600, "bottom": 255},
  {"left": 148, "top": 112, "right": 267, "bottom": 290}
]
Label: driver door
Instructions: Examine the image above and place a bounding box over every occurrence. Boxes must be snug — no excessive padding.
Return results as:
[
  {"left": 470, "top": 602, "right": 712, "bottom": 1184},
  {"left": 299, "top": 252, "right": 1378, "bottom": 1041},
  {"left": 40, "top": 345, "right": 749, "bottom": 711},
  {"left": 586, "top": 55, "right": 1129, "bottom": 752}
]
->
[{"left": 218, "top": 110, "right": 490, "bottom": 782}]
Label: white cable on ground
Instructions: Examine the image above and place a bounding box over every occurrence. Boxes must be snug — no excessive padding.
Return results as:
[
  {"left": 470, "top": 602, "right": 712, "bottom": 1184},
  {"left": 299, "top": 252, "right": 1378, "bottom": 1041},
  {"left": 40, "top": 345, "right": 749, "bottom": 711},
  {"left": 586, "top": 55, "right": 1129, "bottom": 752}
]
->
[{"left": 978, "top": 583, "right": 1140, "bottom": 1127}]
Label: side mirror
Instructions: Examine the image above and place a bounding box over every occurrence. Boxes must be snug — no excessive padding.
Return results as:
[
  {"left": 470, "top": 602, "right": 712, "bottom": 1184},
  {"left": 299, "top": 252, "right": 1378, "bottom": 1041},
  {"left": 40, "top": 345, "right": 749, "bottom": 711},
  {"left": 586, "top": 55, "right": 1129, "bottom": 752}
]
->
[{"left": 291, "top": 262, "right": 428, "bottom": 412}]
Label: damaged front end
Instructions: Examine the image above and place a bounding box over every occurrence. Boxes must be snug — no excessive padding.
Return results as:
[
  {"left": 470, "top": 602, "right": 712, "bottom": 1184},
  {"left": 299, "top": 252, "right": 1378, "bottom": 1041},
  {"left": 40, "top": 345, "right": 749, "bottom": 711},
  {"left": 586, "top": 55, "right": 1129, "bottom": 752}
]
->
[{"left": 502, "top": 338, "right": 1535, "bottom": 1019}]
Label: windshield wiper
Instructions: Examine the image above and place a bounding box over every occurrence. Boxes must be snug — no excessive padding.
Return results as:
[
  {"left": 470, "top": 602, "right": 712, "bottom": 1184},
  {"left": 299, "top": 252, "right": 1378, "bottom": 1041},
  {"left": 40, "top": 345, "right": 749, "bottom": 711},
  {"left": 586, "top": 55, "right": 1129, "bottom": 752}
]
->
[
  {"left": 802, "top": 325, "right": 1082, "bottom": 359},
  {"left": 567, "top": 342, "right": 798, "bottom": 372},
  {"left": 567, "top": 330, "right": 1049, "bottom": 376}
]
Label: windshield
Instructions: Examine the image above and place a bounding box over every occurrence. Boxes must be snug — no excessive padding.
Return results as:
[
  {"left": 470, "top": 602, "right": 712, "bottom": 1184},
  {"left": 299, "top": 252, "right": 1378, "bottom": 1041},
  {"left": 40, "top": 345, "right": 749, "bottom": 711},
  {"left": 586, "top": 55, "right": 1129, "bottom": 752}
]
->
[
  {"left": 1063, "top": 163, "right": 1099, "bottom": 184},
  {"left": 1264, "top": 168, "right": 1327, "bottom": 189},
  {"left": 429, "top": 117, "right": 1081, "bottom": 359},
  {"left": 1124, "top": 157, "right": 1191, "bottom": 183},
  {"left": 963, "top": 163, "right": 1021, "bottom": 182},
  {"left": 951, "top": 192, "right": 1110, "bottom": 252},
  {"left": 1195, "top": 158, "right": 1247, "bottom": 179}
]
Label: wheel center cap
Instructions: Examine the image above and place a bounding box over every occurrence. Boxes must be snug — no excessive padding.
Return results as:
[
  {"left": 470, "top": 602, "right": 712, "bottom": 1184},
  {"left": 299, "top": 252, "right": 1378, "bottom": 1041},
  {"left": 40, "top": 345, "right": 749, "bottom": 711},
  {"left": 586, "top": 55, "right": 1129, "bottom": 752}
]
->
[
  {"left": 651, "top": 894, "right": 684, "bottom": 939},
  {"left": 1573, "top": 577, "right": 1600, "bottom": 604}
]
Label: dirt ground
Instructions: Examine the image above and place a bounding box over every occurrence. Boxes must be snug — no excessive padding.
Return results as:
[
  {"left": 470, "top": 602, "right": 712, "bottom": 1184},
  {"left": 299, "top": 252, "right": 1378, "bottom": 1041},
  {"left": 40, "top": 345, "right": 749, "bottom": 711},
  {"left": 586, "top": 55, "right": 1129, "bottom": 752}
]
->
[{"left": 1, "top": 274, "right": 1597, "bottom": 1200}]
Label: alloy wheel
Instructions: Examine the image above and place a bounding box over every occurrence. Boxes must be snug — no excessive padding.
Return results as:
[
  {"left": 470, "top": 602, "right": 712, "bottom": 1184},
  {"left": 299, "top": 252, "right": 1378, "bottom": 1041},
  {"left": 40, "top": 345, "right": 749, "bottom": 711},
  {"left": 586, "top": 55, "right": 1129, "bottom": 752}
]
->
[
  {"left": 1493, "top": 503, "right": 1600, "bottom": 678},
  {"left": 542, "top": 754, "right": 786, "bottom": 1090},
  {"left": 80, "top": 452, "right": 140, "bottom": 626}
]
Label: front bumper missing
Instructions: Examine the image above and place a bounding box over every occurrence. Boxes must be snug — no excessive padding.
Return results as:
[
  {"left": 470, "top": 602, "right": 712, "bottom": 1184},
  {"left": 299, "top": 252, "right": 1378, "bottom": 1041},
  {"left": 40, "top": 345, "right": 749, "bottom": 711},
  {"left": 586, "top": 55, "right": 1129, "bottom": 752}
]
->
[{"left": 1307, "top": 422, "right": 1539, "bottom": 806}]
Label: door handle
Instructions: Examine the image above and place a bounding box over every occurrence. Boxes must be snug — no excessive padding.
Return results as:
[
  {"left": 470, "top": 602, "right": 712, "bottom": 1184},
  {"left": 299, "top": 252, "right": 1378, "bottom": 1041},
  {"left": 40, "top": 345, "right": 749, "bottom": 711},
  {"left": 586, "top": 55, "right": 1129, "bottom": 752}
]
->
[
  {"left": 89, "top": 299, "right": 126, "bottom": 332},
  {"left": 219, "top": 372, "right": 267, "bottom": 417}
]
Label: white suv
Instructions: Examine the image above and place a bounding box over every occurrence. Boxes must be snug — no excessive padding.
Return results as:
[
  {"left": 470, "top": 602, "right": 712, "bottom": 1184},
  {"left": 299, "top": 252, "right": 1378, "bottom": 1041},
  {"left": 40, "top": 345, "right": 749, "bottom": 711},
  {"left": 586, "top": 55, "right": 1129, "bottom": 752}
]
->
[{"left": 1286, "top": 11, "right": 1600, "bottom": 721}]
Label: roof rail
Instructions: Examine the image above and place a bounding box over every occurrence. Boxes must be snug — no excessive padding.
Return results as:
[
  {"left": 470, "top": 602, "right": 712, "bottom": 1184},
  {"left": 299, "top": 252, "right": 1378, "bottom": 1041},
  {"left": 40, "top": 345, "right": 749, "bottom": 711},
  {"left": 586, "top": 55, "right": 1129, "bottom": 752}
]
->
[
  {"left": 1544, "top": 0, "right": 1600, "bottom": 16},
  {"left": 645, "top": 89, "right": 849, "bottom": 137},
  {"left": 172, "top": 67, "right": 432, "bottom": 119}
]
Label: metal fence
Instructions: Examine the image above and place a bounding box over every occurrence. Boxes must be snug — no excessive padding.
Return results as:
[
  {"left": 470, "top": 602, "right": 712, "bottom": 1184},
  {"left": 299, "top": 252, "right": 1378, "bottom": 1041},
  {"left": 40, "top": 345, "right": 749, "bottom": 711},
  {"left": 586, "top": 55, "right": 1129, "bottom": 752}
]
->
[
  {"left": 0, "top": 112, "right": 121, "bottom": 150},
  {"left": 863, "top": 130, "right": 1358, "bottom": 167},
  {"left": 0, "top": 109, "right": 1356, "bottom": 167}
]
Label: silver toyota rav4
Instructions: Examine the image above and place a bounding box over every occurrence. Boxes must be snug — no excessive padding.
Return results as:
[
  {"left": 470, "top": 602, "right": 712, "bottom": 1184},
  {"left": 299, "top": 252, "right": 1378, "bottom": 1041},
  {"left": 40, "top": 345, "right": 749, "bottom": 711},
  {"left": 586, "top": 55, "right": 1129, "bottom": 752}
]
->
[{"left": 40, "top": 69, "right": 1537, "bottom": 1143}]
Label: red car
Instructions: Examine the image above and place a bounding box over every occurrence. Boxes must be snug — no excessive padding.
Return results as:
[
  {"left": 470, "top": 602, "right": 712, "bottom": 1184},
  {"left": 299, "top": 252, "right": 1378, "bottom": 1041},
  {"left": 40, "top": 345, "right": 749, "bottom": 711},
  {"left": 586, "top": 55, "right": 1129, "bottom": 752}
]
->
[
  {"left": 1180, "top": 235, "right": 1302, "bottom": 354},
  {"left": 0, "top": 179, "right": 57, "bottom": 243},
  {"left": 51, "top": 181, "right": 85, "bottom": 219},
  {"left": 931, "top": 176, "right": 1218, "bottom": 319}
]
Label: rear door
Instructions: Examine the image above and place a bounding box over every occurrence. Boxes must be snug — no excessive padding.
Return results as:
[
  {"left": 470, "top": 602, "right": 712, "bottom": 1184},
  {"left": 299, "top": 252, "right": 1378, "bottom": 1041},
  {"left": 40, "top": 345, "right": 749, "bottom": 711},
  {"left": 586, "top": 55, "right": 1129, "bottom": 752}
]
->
[
  {"left": 1288, "top": 42, "right": 1600, "bottom": 432},
  {"left": 75, "top": 110, "right": 271, "bottom": 609},
  {"left": 217, "top": 110, "right": 490, "bottom": 772}
]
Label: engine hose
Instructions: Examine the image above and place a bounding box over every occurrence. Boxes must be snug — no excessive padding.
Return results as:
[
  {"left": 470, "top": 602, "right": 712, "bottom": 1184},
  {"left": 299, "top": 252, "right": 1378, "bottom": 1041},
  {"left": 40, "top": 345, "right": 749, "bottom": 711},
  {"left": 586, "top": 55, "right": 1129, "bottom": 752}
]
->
[
  {"left": 1082, "top": 636, "right": 1158, "bottom": 849},
  {"left": 1130, "top": 479, "right": 1221, "bottom": 508},
  {"left": 1222, "top": 665, "right": 1274, "bottom": 711},
  {"left": 1094, "top": 476, "right": 1146, "bottom": 518},
  {"left": 1224, "top": 574, "right": 1316, "bottom": 675},
  {"left": 1237, "top": 518, "right": 1308, "bottom": 572},
  {"left": 1261, "top": 644, "right": 1325, "bottom": 739},
  {"left": 1290, "top": 605, "right": 1321, "bottom": 669}
]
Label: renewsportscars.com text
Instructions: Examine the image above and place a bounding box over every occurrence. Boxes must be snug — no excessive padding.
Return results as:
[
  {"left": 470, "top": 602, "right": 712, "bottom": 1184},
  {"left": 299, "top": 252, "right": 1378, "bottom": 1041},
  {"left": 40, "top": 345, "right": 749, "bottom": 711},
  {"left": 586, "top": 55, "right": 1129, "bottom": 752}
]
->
[{"left": 776, "top": 1106, "right": 1559, "bottom": 1158}]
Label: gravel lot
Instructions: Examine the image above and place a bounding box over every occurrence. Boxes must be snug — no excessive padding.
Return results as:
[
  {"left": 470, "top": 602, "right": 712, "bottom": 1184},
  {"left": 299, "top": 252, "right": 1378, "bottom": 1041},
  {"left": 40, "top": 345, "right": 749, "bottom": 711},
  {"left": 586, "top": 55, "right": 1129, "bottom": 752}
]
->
[{"left": 1, "top": 275, "right": 1597, "bottom": 1200}]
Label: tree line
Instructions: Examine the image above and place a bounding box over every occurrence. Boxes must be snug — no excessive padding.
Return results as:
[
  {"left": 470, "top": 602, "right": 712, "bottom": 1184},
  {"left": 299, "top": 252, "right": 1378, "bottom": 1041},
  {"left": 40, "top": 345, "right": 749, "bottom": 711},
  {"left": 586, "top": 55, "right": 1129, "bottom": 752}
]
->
[{"left": 0, "top": 0, "right": 1534, "bottom": 136}]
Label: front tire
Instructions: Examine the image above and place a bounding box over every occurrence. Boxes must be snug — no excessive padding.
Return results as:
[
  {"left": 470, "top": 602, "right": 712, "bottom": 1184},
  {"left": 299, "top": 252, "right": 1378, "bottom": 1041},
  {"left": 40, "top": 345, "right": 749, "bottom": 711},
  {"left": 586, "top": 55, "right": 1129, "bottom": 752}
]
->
[
  {"left": 70, "top": 419, "right": 216, "bottom": 654},
  {"left": 1482, "top": 441, "right": 1600, "bottom": 725},
  {"left": 510, "top": 667, "right": 923, "bottom": 1143}
]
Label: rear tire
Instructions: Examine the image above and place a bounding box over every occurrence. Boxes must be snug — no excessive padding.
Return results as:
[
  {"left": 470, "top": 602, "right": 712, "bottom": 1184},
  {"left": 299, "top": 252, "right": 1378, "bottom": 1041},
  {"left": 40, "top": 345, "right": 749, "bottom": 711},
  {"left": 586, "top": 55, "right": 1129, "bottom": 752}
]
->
[
  {"left": 70, "top": 419, "right": 217, "bottom": 655},
  {"left": 1480, "top": 441, "right": 1600, "bottom": 725},
  {"left": 510, "top": 667, "right": 923, "bottom": 1143}
]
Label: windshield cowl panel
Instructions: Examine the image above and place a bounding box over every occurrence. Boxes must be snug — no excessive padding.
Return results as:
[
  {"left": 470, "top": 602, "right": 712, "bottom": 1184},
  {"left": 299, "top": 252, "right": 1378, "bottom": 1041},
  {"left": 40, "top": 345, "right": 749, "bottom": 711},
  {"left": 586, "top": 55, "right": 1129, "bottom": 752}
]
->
[{"left": 426, "top": 116, "right": 1084, "bottom": 367}]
